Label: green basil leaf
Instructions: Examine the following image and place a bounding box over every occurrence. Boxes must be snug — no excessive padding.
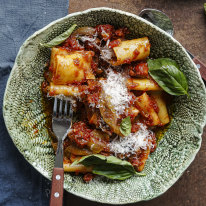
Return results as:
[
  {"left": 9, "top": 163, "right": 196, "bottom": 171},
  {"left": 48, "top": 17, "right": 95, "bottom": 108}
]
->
[
  {"left": 147, "top": 58, "right": 188, "bottom": 96},
  {"left": 120, "top": 116, "right": 131, "bottom": 136},
  {"left": 40, "top": 24, "right": 77, "bottom": 48},
  {"left": 77, "top": 154, "right": 145, "bottom": 180}
]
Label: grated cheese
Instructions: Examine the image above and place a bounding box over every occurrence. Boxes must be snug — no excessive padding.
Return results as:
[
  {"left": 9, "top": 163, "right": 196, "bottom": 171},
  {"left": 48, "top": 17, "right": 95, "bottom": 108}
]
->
[
  {"left": 80, "top": 36, "right": 114, "bottom": 62},
  {"left": 79, "top": 36, "right": 98, "bottom": 44},
  {"left": 79, "top": 36, "right": 101, "bottom": 52},
  {"left": 100, "top": 69, "right": 132, "bottom": 116},
  {"left": 100, "top": 47, "right": 114, "bottom": 61},
  {"left": 109, "top": 123, "right": 153, "bottom": 156}
]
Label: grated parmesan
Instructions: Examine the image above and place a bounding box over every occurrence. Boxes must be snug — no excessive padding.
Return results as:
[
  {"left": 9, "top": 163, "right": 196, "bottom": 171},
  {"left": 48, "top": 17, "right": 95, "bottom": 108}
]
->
[
  {"left": 80, "top": 36, "right": 114, "bottom": 62},
  {"left": 100, "top": 48, "right": 114, "bottom": 61},
  {"left": 109, "top": 123, "right": 153, "bottom": 156},
  {"left": 100, "top": 69, "right": 132, "bottom": 116}
]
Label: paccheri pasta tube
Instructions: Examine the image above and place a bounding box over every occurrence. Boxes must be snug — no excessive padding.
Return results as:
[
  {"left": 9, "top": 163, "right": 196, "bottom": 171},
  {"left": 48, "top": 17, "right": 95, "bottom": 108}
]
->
[{"left": 111, "top": 37, "right": 150, "bottom": 66}]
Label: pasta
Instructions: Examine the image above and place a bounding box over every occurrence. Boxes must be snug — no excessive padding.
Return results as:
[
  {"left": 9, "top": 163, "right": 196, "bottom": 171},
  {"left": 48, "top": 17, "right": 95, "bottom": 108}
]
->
[
  {"left": 48, "top": 83, "right": 80, "bottom": 96},
  {"left": 42, "top": 24, "right": 172, "bottom": 182},
  {"left": 149, "top": 91, "right": 170, "bottom": 125},
  {"left": 135, "top": 92, "right": 160, "bottom": 126},
  {"left": 127, "top": 78, "right": 162, "bottom": 91},
  {"left": 52, "top": 51, "right": 95, "bottom": 84},
  {"left": 111, "top": 37, "right": 150, "bottom": 66}
]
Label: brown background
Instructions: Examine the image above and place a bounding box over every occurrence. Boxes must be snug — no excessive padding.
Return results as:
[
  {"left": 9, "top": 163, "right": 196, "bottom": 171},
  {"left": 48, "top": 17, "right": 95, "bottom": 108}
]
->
[{"left": 64, "top": 1, "right": 206, "bottom": 205}]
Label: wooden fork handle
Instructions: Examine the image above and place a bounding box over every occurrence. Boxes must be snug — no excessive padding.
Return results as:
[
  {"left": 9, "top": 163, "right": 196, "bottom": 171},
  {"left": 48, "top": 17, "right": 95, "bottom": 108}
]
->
[
  {"left": 193, "top": 57, "right": 206, "bottom": 82},
  {"left": 50, "top": 167, "right": 64, "bottom": 206}
]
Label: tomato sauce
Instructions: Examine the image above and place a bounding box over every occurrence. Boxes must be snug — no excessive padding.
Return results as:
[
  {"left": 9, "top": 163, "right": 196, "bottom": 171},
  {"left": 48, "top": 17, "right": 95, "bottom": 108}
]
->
[
  {"left": 73, "top": 58, "right": 80, "bottom": 66},
  {"left": 95, "top": 24, "right": 114, "bottom": 41},
  {"left": 69, "top": 121, "right": 93, "bottom": 148},
  {"left": 129, "top": 62, "right": 149, "bottom": 77},
  {"left": 108, "top": 39, "right": 121, "bottom": 48},
  {"left": 149, "top": 96, "right": 159, "bottom": 114},
  {"left": 114, "top": 27, "right": 129, "bottom": 38},
  {"left": 62, "top": 36, "right": 84, "bottom": 50},
  {"left": 83, "top": 173, "right": 95, "bottom": 182}
]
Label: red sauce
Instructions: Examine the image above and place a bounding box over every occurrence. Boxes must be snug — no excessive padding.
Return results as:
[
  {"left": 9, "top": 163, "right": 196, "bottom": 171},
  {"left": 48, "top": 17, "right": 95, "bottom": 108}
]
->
[
  {"left": 138, "top": 150, "right": 148, "bottom": 163},
  {"left": 69, "top": 121, "right": 93, "bottom": 148},
  {"left": 143, "top": 114, "right": 155, "bottom": 126},
  {"left": 121, "top": 49, "right": 140, "bottom": 64},
  {"left": 83, "top": 173, "right": 95, "bottom": 182},
  {"left": 131, "top": 123, "right": 141, "bottom": 133},
  {"left": 91, "top": 60, "right": 98, "bottom": 70},
  {"left": 62, "top": 36, "right": 84, "bottom": 50},
  {"left": 63, "top": 138, "right": 70, "bottom": 149},
  {"left": 133, "top": 49, "right": 140, "bottom": 59},
  {"left": 149, "top": 96, "right": 159, "bottom": 113},
  {"left": 126, "top": 78, "right": 137, "bottom": 90},
  {"left": 74, "top": 70, "right": 79, "bottom": 78},
  {"left": 44, "top": 70, "right": 52, "bottom": 82},
  {"left": 87, "top": 80, "right": 101, "bottom": 92},
  {"left": 82, "top": 51, "right": 94, "bottom": 62},
  {"left": 150, "top": 78, "right": 159, "bottom": 87},
  {"left": 52, "top": 74, "right": 60, "bottom": 83},
  {"left": 41, "top": 81, "right": 48, "bottom": 94},
  {"left": 114, "top": 27, "right": 129, "bottom": 38},
  {"left": 128, "top": 156, "right": 140, "bottom": 167},
  {"left": 123, "top": 58, "right": 132, "bottom": 64},
  {"left": 129, "top": 63, "right": 149, "bottom": 77},
  {"left": 129, "top": 92, "right": 136, "bottom": 105},
  {"left": 149, "top": 133, "right": 157, "bottom": 153},
  {"left": 95, "top": 24, "right": 114, "bottom": 41},
  {"left": 65, "top": 78, "right": 86, "bottom": 85},
  {"left": 108, "top": 39, "right": 121, "bottom": 48},
  {"left": 49, "top": 65, "right": 53, "bottom": 72},
  {"left": 73, "top": 58, "right": 80, "bottom": 66},
  {"left": 49, "top": 90, "right": 55, "bottom": 96},
  {"left": 100, "top": 151, "right": 111, "bottom": 156},
  {"left": 129, "top": 70, "right": 135, "bottom": 77},
  {"left": 87, "top": 93, "right": 100, "bottom": 105},
  {"left": 61, "top": 46, "right": 72, "bottom": 53},
  {"left": 63, "top": 157, "right": 70, "bottom": 164}
]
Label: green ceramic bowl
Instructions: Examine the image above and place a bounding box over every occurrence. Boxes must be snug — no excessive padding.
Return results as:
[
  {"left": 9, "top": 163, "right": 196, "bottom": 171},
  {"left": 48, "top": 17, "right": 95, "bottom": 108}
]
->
[{"left": 3, "top": 7, "right": 206, "bottom": 204}]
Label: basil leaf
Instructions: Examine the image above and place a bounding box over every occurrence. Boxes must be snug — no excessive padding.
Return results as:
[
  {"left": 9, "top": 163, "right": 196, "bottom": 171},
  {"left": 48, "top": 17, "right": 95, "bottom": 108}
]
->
[
  {"left": 147, "top": 58, "right": 188, "bottom": 96},
  {"left": 77, "top": 154, "right": 145, "bottom": 180},
  {"left": 120, "top": 116, "right": 131, "bottom": 136},
  {"left": 40, "top": 24, "right": 77, "bottom": 48}
]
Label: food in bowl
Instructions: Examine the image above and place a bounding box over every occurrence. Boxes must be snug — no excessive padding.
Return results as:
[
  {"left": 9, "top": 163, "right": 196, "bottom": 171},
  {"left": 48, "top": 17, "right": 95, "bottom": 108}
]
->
[{"left": 42, "top": 24, "right": 188, "bottom": 182}]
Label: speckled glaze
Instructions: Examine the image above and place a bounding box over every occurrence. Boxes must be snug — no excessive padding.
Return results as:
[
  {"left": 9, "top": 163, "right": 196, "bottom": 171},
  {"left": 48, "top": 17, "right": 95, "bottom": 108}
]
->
[{"left": 3, "top": 8, "right": 206, "bottom": 204}]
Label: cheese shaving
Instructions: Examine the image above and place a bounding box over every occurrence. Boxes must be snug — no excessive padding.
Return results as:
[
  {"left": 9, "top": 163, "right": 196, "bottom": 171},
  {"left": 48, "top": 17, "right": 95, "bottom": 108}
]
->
[
  {"left": 109, "top": 123, "right": 153, "bottom": 156},
  {"left": 100, "top": 70, "right": 132, "bottom": 115},
  {"left": 100, "top": 48, "right": 114, "bottom": 61}
]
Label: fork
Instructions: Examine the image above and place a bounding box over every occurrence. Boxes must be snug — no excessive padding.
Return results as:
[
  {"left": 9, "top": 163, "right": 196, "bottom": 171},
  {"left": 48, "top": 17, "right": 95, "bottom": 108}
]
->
[{"left": 50, "top": 97, "right": 73, "bottom": 206}]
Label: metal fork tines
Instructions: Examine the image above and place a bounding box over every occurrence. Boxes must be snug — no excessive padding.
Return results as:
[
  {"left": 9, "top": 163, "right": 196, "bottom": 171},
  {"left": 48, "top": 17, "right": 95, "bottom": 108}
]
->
[{"left": 52, "top": 97, "right": 73, "bottom": 167}]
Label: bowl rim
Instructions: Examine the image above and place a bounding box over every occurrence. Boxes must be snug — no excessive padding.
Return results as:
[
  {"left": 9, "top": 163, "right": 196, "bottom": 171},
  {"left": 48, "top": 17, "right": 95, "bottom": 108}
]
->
[{"left": 3, "top": 7, "right": 206, "bottom": 204}]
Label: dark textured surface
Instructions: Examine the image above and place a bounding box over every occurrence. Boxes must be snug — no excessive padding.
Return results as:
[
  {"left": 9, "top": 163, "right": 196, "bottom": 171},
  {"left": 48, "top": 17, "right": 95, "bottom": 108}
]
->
[
  {"left": 0, "top": 1, "right": 69, "bottom": 205},
  {"left": 64, "top": 1, "right": 206, "bottom": 206}
]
